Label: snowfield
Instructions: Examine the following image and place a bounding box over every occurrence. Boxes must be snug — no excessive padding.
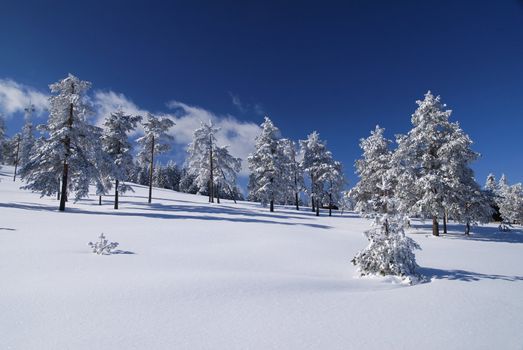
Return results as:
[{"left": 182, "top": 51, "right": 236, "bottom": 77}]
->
[{"left": 1, "top": 166, "right": 522, "bottom": 350}]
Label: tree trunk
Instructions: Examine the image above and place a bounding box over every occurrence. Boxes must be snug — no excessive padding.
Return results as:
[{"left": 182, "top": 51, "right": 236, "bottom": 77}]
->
[
  {"left": 114, "top": 180, "right": 119, "bottom": 209},
  {"left": 443, "top": 211, "right": 447, "bottom": 234},
  {"left": 216, "top": 184, "right": 220, "bottom": 204},
  {"left": 59, "top": 161, "right": 69, "bottom": 211},
  {"left": 13, "top": 136, "right": 20, "bottom": 182},
  {"left": 59, "top": 99, "right": 74, "bottom": 212},
  {"left": 57, "top": 179, "right": 61, "bottom": 200},
  {"left": 311, "top": 174, "right": 315, "bottom": 212},
  {"left": 148, "top": 135, "right": 155, "bottom": 204},
  {"left": 295, "top": 192, "right": 299, "bottom": 211},
  {"left": 465, "top": 221, "right": 470, "bottom": 235},
  {"left": 329, "top": 193, "right": 332, "bottom": 217},
  {"left": 316, "top": 199, "right": 320, "bottom": 216},
  {"left": 209, "top": 136, "right": 214, "bottom": 203},
  {"left": 98, "top": 195, "right": 102, "bottom": 205},
  {"left": 432, "top": 216, "right": 439, "bottom": 236},
  {"left": 270, "top": 199, "right": 274, "bottom": 212}
]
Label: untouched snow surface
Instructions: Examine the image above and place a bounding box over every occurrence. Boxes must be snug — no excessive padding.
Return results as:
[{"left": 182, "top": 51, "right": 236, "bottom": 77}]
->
[{"left": 1, "top": 166, "right": 522, "bottom": 350}]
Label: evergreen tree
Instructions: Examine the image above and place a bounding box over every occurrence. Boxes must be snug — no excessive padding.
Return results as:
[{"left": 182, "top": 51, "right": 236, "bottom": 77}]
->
[
  {"left": 299, "top": 131, "right": 333, "bottom": 215},
  {"left": 19, "top": 103, "right": 36, "bottom": 169},
  {"left": 136, "top": 113, "right": 174, "bottom": 203},
  {"left": 0, "top": 114, "right": 5, "bottom": 166},
  {"left": 20, "top": 74, "right": 104, "bottom": 211},
  {"left": 247, "top": 117, "right": 284, "bottom": 212},
  {"left": 498, "top": 182, "right": 523, "bottom": 224},
  {"left": 101, "top": 109, "right": 142, "bottom": 209},
  {"left": 392, "top": 91, "right": 473, "bottom": 236},
  {"left": 280, "top": 139, "right": 304, "bottom": 210},
  {"left": 323, "top": 160, "right": 345, "bottom": 216}
]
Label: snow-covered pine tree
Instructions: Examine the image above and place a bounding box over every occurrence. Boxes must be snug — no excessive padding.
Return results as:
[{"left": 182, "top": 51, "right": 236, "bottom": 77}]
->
[
  {"left": 350, "top": 125, "right": 393, "bottom": 216},
  {"left": 179, "top": 167, "right": 199, "bottom": 194},
  {"left": 247, "top": 116, "right": 285, "bottom": 212},
  {"left": 163, "top": 160, "right": 181, "bottom": 191},
  {"left": 352, "top": 172, "right": 421, "bottom": 280},
  {"left": 280, "top": 138, "right": 304, "bottom": 210},
  {"left": 19, "top": 103, "right": 36, "bottom": 169},
  {"left": 136, "top": 113, "right": 174, "bottom": 203},
  {"left": 392, "top": 91, "right": 471, "bottom": 236},
  {"left": 300, "top": 131, "right": 333, "bottom": 215},
  {"left": 323, "top": 160, "right": 345, "bottom": 216},
  {"left": 20, "top": 74, "right": 105, "bottom": 211},
  {"left": 485, "top": 173, "right": 498, "bottom": 194},
  {"left": 483, "top": 173, "right": 501, "bottom": 222},
  {"left": 185, "top": 120, "right": 220, "bottom": 202},
  {"left": 498, "top": 183, "right": 523, "bottom": 224},
  {"left": 101, "top": 109, "right": 142, "bottom": 209},
  {"left": 213, "top": 144, "right": 242, "bottom": 203},
  {"left": 0, "top": 114, "right": 5, "bottom": 170}
]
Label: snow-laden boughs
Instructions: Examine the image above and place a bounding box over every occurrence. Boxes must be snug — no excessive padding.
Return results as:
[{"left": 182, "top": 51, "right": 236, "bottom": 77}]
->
[
  {"left": 20, "top": 74, "right": 106, "bottom": 211},
  {"left": 299, "top": 131, "right": 334, "bottom": 213},
  {"left": 88, "top": 233, "right": 119, "bottom": 255},
  {"left": 391, "top": 91, "right": 485, "bottom": 236},
  {"left": 323, "top": 160, "right": 345, "bottom": 216},
  {"left": 349, "top": 125, "right": 392, "bottom": 216},
  {"left": 279, "top": 138, "right": 304, "bottom": 209},
  {"left": 352, "top": 212, "right": 421, "bottom": 278},
  {"left": 498, "top": 181, "right": 523, "bottom": 224},
  {"left": 101, "top": 109, "right": 142, "bottom": 209},
  {"left": 136, "top": 113, "right": 174, "bottom": 203},
  {"left": 19, "top": 104, "right": 36, "bottom": 168},
  {"left": 185, "top": 120, "right": 242, "bottom": 203},
  {"left": 248, "top": 117, "right": 285, "bottom": 211},
  {"left": 352, "top": 126, "right": 421, "bottom": 280}
]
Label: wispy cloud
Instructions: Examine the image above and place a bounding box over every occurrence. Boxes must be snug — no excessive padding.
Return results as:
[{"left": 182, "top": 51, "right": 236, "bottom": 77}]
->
[
  {"left": 0, "top": 79, "right": 262, "bottom": 176},
  {"left": 228, "top": 91, "right": 265, "bottom": 116},
  {"left": 0, "top": 79, "right": 49, "bottom": 118}
]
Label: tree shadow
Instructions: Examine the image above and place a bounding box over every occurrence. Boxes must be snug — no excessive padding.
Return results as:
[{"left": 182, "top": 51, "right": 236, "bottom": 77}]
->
[
  {"left": 0, "top": 201, "right": 332, "bottom": 230},
  {"left": 419, "top": 267, "right": 523, "bottom": 282},
  {"left": 409, "top": 222, "right": 523, "bottom": 244},
  {"left": 112, "top": 249, "right": 136, "bottom": 255}
]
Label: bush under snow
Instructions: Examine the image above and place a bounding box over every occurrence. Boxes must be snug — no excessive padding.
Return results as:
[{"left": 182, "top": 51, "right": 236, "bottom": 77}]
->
[{"left": 88, "top": 233, "right": 119, "bottom": 255}]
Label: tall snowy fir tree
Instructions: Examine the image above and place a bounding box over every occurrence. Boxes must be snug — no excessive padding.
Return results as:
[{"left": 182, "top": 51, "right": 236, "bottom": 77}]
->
[
  {"left": 20, "top": 74, "right": 105, "bottom": 211},
  {"left": 19, "top": 103, "right": 36, "bottom": 169},
  {"left": 136, "top": 113, "right": 174, "bottom": 203},
  {"left": 323, "top": 160, "right": 345, "bottom": 216},
  {"left": 299, "top": 131, "right": 333, "bottom": 215},
  {"left": 280, "top": 138, "right": 303, "bottom": 210},
  {"left": 392, "top": 91, "right": 479, "bottom": 236},
  {"left": 185, "top": 121, "right": 220, "bottom": 202},
  {"left": 498, "top": 182, "right": 523, "bottom": 224},
  {"left": 101, "top": 109, "right": 142, "bottom": 209},
  {"left": 248, "top": 117, "right": 284, "bottom": 212},
  {"left": 0, "top": 114, "right": 6, "bottom": 168},
  {"left": 350, "top": 125, "right": 393, "bottom": 216}
]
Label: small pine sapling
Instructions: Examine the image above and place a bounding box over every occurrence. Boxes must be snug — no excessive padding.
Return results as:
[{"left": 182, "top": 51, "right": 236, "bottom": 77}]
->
[{"left": 88, "top": 233, "right": 119, "bottom": 255}]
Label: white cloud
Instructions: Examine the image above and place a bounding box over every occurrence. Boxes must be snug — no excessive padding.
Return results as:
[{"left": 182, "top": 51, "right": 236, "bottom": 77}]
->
[
  {"left": 167, "top": 100, "right": 261, "bottom": 175},
  {"left": 92, "top": 90, "right": 149, "bottom": 129},
  {"left": 0, "top": 79, "right": 49, "bottom": 118}
]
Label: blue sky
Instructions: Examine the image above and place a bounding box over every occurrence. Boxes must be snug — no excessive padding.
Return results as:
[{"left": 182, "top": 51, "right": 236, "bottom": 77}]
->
[{"left": 1, "top": 0, "right": 522, "bottom": 187}]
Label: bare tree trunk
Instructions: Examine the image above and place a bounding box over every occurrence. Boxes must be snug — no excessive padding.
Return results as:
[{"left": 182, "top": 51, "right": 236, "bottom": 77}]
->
[
  {"left": 329, "top": 193, "right": 332, "bottom": 216},
  {"left": 465, "top": 221, "right": 470, "bottom": 235},
  {"left": 98, "top": 195, "right": 102, "bottom": 205},
  {"left": 311, "top": 174, "right": 315, "bottom": 212},
  {"left": 216, "top": 183, "right": 220, "bottom": 204},
  {"left": 13, "top": 136, "right": 20, "bottom": 182},
  {"left": 57, "top": 179, "right": 61, "bottom": 200},
  {"left": 148, "top": 135, "right": 155, "bottom": 204},
  {"left": 316, "top": 199, "right": 320, "bottom": 216},
  {"left": 270, "top": 199, "right": 274, "bottom": 212},
  {"left": 443, "top": 210, "right": 447, "bottom": 234},
  {"left": 114, "top": 180, "right": 119, "bottom": 209},
  {"left": 432, "top": 216, "right": 439, "bottom": 236},
  {"left": 295, "top": 192, "right": 299, "bottom": 211},
  {"left": 209, "top": 136, "right": 214, "bottom": 203},
  {"left": 59, "top": 98, "right": 74, "bottom": 212}
]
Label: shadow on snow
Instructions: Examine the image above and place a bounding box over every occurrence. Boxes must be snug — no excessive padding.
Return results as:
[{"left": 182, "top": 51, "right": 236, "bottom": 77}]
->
[{"left": 419, "top": 267, "right": 523, "bottom": 283}]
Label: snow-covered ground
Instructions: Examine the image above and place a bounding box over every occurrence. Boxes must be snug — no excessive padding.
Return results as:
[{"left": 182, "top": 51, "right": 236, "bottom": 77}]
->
[{"left": 1, "top": 166, "right": 522, "bottom": 350}]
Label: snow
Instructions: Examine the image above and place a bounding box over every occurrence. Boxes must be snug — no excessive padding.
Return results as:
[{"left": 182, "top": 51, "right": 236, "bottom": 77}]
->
[{"left": 1, "top": 166, "right": 522, "bottom": 350}]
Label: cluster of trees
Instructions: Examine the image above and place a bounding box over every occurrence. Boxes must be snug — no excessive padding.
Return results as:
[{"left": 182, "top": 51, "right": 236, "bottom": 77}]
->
[
  {"left": 0, "top": 74, "right": 246, "bottom": 211},
  {"left": 247, "top": 117, "right": 345, "bottom": 215},
  {"left": 485, "top": 174, "right": 523, "bottom": 225},
  {"left": 351, "top": 91, "right": 501, "bottom": 279}
]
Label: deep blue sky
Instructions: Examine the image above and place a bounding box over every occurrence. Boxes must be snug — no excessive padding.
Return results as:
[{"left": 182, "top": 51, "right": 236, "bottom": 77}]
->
[{"left": 1, "top": 0, "right": 522, "bottom": 186}]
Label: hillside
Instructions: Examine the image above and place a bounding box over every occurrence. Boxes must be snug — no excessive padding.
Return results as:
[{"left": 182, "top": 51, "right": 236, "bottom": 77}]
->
[{"left": 1, "top": 166, "right": 522, "bottom": 350}]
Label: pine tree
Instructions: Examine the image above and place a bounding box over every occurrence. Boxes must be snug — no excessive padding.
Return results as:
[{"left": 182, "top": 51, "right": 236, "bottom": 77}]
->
[
  {"left": 323, "top": 160, "right": 345, "bottom": 216},
  {"left": 247, "top": 117, "right": 285, "bottom": 212},
  {"left": 101, "top": 109, "right": 142, "bottom": 209},
  {"left": 0, "top": 114, "right": 5, "bottom": 167},
  {"left": 19, "top": 103, "right": 36, "bottom": 169},
  {"left": 498, "top": 182, "right": 523, "bottom": 224},
  {"left": 280, "top": 139, "right": 304, "bottom": 210},
  {"left": 136, "top": 113, "right": 174, "bottom": 203},
  {"left": 392, "top": 91, "right": 472, "bottom": 236},
  {"left": 350, "top": 125, "right": 393, "bottom": 216},
  {"left": 20, "top": 74, "right": 104, "bottom": 211},
  {"left": 300, "top": 131, "right": 333, "bottom": 215}
]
